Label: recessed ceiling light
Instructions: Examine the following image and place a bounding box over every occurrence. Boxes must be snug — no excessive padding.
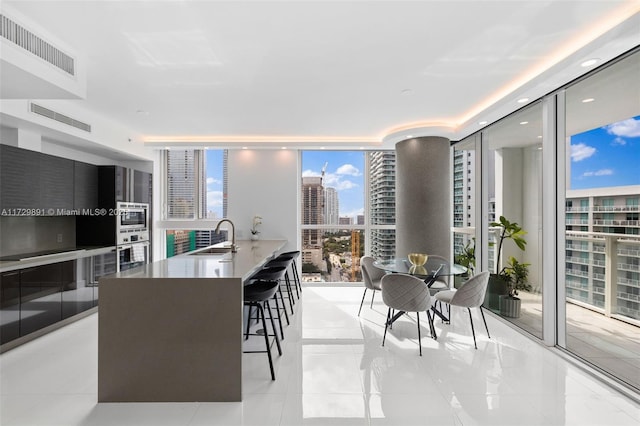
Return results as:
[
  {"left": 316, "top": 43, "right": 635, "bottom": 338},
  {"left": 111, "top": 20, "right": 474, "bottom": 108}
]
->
[
  {"left": 537, "top": 135, "right": 542, "bottom": 139},
  {"left": 582, "top": 98, "right": 595, "bottom": 103},
  {"left": 520, "top": 121, "right": 529, "bottom": 125},
  {"left": 517, "top": 98, "right": 529, "bottom": 104},
  {"left": 281, "top": 147, "right": 286, "bottom": 150},
  {"left": 165, "top": 146, "right": 171, "bottom": 150},
  {"left": 479, "top": 121, "right": 487, "bottom": 125},
  {"left": 360, "top": 147, "right": 365, "bottom": 150},
  {"left": 406, "top": 135, "right": 413, "bottom": 139},
  {"left": 320, "top": 147, "right": 326, "bottom": 150},
  {"left": 242, "top": 147, "right": 248, "bottom": 150},
  {"left": 581, "top": 58, "right": 599, "bottom": 67}
]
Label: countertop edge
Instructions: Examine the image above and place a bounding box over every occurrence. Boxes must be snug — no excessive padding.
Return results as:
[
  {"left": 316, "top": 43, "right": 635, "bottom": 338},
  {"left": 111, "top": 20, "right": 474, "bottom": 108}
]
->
[{"left": 0, "top": 246, "right": 117, "bottom": 273}]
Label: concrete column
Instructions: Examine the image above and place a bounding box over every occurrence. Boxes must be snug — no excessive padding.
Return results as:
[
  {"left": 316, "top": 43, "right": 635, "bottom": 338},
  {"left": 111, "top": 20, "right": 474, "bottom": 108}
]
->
[{"left": 395, "top": 136, "right": 451, "bottom": 259}]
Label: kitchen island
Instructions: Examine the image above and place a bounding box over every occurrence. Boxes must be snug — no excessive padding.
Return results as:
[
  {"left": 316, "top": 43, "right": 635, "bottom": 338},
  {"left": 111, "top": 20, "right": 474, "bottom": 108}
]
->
[{"left": 98, "top": 239, "right": 287, "bottom": 402}]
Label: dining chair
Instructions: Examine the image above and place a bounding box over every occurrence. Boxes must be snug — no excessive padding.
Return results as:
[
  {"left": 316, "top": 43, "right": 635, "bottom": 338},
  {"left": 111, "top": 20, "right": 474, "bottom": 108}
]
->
[
  {"left": 426, "top": 255, "right": 450, "bottom": 295},
  {"left": 380, "top": 273, "right": 435, "bottom": 356},
  {"left": 358, "top": 256, "right": 386, "bottom": 316},
  {"left": 433, "top": 271, "right": 490, "bottom": 349}
]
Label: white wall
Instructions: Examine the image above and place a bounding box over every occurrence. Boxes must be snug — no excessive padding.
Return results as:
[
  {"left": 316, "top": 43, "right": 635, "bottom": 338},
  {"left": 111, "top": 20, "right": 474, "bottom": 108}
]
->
[{"left": 227, "top": 149, "right": 299, "bottom": 253}]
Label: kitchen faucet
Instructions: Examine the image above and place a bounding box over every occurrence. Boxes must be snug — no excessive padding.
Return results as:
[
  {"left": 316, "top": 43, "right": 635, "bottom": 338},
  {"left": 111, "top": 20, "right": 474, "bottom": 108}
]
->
[{"left": 214, "top": 219, "right": 237, "bottom": 252}]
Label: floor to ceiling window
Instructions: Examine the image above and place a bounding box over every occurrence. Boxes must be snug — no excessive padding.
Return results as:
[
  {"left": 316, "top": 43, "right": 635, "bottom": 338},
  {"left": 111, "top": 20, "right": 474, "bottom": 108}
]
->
[
  {"left": 301, "top": 150, "right": 396, "bottom": 283},
  {"left": 163, "top": 149, "right": 228, "bottom": 257},
  {"left": 452, "top": 134, "right": 478, "bottom": 286},
  {"left": 482, "top": 102, "right": 544, "bottom": 339},
  {"left": 562, "top": 49, "right": 640, "bottom": 390}
]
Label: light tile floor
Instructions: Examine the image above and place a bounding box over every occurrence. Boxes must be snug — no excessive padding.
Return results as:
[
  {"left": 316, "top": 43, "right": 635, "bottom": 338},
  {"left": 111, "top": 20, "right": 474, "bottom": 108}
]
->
[{"left": 1, "top": 286, "right": 639, "bottom": 425}]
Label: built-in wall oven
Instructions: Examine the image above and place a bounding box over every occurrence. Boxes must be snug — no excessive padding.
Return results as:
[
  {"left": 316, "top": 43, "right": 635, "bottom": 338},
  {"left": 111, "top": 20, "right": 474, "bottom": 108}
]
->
[
  {"left": 116, "top": 202, "right": 150, "bottom": 272},
  {"left": 117, "top": 241, "right": 150, "bottom": 272}
]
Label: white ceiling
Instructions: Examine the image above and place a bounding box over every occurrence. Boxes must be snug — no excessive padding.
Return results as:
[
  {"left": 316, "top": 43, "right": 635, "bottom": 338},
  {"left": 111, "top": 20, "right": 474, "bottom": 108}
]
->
[{"left": 2, "top": 0, "right": 640, "bottom": 151}]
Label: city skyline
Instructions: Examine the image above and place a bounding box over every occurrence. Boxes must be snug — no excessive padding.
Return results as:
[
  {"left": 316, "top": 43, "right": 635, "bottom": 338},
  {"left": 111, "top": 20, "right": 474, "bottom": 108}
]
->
[
  {"left": 570, "top": 115, "right": 640, "bottom": 190},
  {"left": 302, "top": 151, "right": 365, "bottom": 219}
]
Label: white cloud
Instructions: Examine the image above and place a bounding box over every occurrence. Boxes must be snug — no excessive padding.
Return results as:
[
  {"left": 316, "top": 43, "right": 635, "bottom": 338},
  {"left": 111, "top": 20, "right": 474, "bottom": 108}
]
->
[
  {"left": 207, "top": 190, "right": 223, "bottom": 209},
  {"left": 302, "top": 169, "right": 321, "bottom": 177},
  {"left": 335, "top": 180, "right": 357, "bottom": 191},
  {"left": 571, "top": 143, "right": 596, "bottom": 162},
  {"left": 612, "top": 137, "right": 626, "bottom": 146},
  {"left": 342, "top": 207, "right": 365, "bottom": 219},
  {"left": 605, "top": 118, "right": 640, "bottom": 138},
  {"left": 206, "top": 177, "right": 221, "bottom": 185},
  {"left": 336, "top": 164, "right": 360, "bottom": 176},
  {"left": 582, "top": 169, "right": 613, "bottom": 177}
]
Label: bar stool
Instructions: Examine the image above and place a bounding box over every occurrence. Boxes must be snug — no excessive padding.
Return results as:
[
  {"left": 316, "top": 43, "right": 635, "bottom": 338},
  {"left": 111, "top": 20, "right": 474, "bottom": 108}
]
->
[
  {"left": 263, "top": 257, "right": 296, "bottom": 314},
  {"left": 246, "top": 266, "right": 289, "bottom": 340},
  {"left": 243, "top": 279, "right": 282, "bottom": 380},
  {"left": 278, "top": 250, "right": 302, "bottom": 296}
]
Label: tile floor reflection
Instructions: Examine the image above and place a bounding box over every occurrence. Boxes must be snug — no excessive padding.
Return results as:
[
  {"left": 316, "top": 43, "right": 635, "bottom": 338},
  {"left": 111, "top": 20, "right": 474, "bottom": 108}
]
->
[{"left": 1, "top": 286, "right": 638, "bottom": 425}]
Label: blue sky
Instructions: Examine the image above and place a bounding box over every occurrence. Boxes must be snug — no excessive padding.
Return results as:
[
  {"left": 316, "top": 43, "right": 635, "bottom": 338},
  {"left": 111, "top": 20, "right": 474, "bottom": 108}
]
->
[
  {"left": 302, "top": 151, "right": 365, "bottom": 219},
  {"left": 206, "top": 150, "right": 224, "bottom": 218},
  {"left": 570, "top": 115, "right": 640, "bottom": 190}
]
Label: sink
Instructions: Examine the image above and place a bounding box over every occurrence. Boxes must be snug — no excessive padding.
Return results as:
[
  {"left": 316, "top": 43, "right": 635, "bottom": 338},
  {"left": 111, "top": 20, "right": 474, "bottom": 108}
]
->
[{"left": 188, "top": 246, "right": 234, "bottom": 255}]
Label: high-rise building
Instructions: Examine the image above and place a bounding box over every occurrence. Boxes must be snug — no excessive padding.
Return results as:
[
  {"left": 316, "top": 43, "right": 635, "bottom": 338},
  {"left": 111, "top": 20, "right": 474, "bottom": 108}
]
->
[
  {"left": 453, "top": 149, "right": 476, "bottom": 256},
  {"left": 166, "top": 150, "right": 206, "bottom": 219},
  {"left": 369, "top": 151, "right": 396, "bottom": 260},
  {"left": 565, "top": 186, "right": 640, "bottom": 320},
  {"left": 324, "top": 187, "right": 339, "bottom": 229},
  {"left": 356, "top": 215, "right": 364, "bottom": 225},
  {"left": 339, "top": 216, "right": 353, "bottom": 225},
  {"left": 301, "top": 176, "right": 325, "bottom": 272}
]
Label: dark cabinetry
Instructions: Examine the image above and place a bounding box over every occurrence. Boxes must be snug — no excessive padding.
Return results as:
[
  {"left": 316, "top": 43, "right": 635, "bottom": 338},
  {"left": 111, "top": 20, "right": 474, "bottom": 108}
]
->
[
  {"left": 74, "top": 161, "right": 99, "bottom": 210},
  {"left": 0, "top": 145, "right": 99, "bottom": 213},
  {"left": 0, "top": 270, "right": 20, "bottom": 344},
  {"left": 0, "top": 257, "right": 113, "bottom": 346},
  {"left": 99, "top": 166, "right": 152, "bottom": 206},
  {"left": 40, "top": 154, "right": 74, "bottom": 211},
  {"left": 134, "top": 169, "right": 152, "bottom": 204},
  {"left": 0, "top": 144, "right": 41, "bottom": 210}
]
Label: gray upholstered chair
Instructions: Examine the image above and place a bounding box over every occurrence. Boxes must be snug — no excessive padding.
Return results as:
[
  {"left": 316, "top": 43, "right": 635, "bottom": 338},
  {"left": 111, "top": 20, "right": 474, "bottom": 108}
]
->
[
  {"left": 434, "top": 271, "right": 490, "bottom": 349},
  {"left": 358, "top": 256, "right": 386, "bottom": 316},
  {"left": 426, "top": 255, "right": 450, "bottom": 295},
  {"left": 380, "top": 273, "right": 435, "bottom": 356}
]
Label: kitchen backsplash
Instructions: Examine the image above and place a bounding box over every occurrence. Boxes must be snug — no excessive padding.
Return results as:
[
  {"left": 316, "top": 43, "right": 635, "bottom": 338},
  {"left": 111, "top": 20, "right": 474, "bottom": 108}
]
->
[{"left": 0, "top": 216, "right": 76, "bottom": 257}]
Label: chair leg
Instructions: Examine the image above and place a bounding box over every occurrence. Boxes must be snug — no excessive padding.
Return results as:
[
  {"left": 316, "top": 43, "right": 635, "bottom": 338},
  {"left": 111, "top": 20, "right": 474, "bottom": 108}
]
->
[
  {"left": 426, "top": 309, "right": 437, "bottom": 340},
  {"left": 291, "top": 260, "right": 302, "bottom": 294},
  {"left": 290, "top": 264, "right": 300, "bottom": 299},
  {"left": 284, "top": 272, "right": 295, "bottom": 313},
  {"left": 479, "top": 306, "right": 490, "bottom": 339},
  {"left": 265, "top": 300, "right": 282, "bottom": 356},
  {"left": 358, "top": 288, "right": 367, "bottom": 316},
  {"left": 257, "top": 303, "right": 276, "bottom": 380},
  {"left": 467, "top": 308, "right": 477, "bottom": 349},
  {"left": 417, "top": 312, "right": 422, "bottom": 356},
  {"left": 278, "top": 285, "right": 290, "bottom": 325},
  {"left": 245, "top": 305, "right": 252, "bottom": 340},
  {"left": 370, "top": 290, "right": 375, "bottom": 308},
  {"left": 272, "top": 293, "right": 285, "bottom": 340},
  {"left": 382, "top": 308, "right": 391, "bottom": 346}
]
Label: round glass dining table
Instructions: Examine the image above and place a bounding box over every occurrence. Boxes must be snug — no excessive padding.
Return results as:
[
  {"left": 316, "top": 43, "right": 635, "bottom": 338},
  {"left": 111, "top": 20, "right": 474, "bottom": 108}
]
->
[
  {"left": 372, "top": 257, "right": 467, "bottom": 329},
  {"left": 373, "top": 257, "right": 467, "bottom": 286}
]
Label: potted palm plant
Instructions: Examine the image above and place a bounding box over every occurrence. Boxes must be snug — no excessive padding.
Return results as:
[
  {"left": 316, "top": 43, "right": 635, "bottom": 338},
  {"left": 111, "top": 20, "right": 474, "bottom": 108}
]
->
[
  {"left": 484, "top": 215, "right": 527, "bottom": 311},
  {"left": 498, "top": 256, "right": 531, "bottom": 317},
  {"left": 454, "top": 238, "right": 475, "bottom": 288}
]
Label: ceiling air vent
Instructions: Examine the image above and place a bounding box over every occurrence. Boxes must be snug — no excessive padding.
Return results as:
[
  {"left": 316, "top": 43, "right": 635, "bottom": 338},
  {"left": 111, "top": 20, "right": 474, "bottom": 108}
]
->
[
  {"left": 0, "top": 14, "right": 75, "bottom": 76},
  {"left": 30, "top": 103, "right": 91, "bottom": 133}
]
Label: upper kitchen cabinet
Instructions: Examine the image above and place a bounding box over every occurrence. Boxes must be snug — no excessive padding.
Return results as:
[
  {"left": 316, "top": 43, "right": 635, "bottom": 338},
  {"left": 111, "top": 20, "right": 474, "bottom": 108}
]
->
[
  {"left": 0, "top": 144, "right": 41, "bottom": 210},
  {"left": 73, "top": 161, "right": 99, "bottom": 210},
  {"left": 98, "top": 166, "right": 151, "bottom": 207},
  {"left": 133, "top": 170, "right": 152, "bottom": 204},
  {"left": 40, "top": 154, "right": 74, "bottom": 211}
]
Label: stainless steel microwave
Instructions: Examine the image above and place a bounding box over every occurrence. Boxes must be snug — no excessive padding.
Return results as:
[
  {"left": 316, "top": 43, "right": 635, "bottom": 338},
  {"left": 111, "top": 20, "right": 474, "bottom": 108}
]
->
[{"left": 116, "top": 202, "right": 148, "bottom": 232}]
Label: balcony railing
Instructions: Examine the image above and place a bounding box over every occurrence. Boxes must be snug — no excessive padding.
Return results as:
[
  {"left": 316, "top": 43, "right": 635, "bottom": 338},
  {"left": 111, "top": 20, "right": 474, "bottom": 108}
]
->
[{"left": 565, "top": 230, "right": 640, "bottom": 323}]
